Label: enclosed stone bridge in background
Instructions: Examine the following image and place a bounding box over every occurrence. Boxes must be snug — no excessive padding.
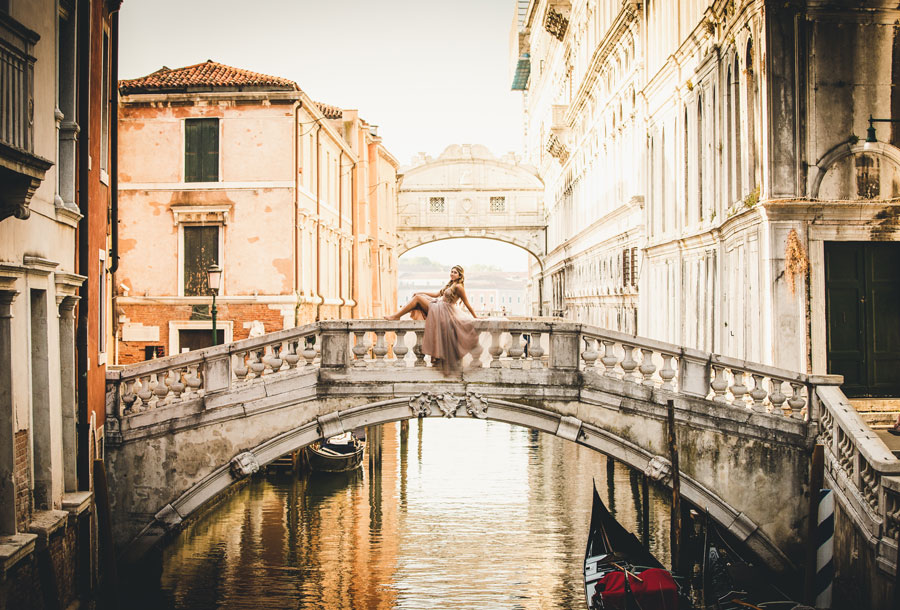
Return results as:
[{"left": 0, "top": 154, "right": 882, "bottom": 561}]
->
[
  {"left": 105, "top": 320, "right": 900, "bottom": 581},
  {"left": 396, "top": 144, "right": 546, "bottom": 267}
]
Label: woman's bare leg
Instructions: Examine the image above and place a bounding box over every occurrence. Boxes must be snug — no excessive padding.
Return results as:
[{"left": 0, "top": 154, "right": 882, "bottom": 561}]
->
[{"left": 385, "top": 294, "right": 431, "bottom": 320}]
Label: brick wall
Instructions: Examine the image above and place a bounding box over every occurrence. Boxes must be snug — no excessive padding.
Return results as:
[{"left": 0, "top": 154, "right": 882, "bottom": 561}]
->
[
  {"left": 0, "top": 517, "right": 86, "bottom": 610},
  {"left": 118, "top": 302, "right": 291, "bottom": 364},
  {"left": 14, "top": 429, "right": 31, "bottom": 532}
]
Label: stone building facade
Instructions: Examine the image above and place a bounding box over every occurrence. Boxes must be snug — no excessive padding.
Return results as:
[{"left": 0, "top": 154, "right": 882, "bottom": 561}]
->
[
  {"left": 115, "top": 62, "right": 399, "bottom": 363},
  {"left": 515, "top": 0, "right": 900, "bottom": 384},
  {"left": 1, "top": 0, "right": 120, "bottom": 607}
]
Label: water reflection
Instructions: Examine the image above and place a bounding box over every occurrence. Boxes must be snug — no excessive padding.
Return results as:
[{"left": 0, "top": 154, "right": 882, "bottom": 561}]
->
[{"left": 131, "top": 419, "right": 672, "bottom": 610}]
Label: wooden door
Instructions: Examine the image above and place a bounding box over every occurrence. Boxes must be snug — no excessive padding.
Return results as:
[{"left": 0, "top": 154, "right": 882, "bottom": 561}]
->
[{"left": 825, "top": 242, "right": 900, "bottom": 397}]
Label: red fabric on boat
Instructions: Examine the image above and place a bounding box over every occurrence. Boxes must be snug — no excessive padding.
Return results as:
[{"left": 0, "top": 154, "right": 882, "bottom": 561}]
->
[{"left": 591, "top": 568, "right": 678, "bottom": 610}]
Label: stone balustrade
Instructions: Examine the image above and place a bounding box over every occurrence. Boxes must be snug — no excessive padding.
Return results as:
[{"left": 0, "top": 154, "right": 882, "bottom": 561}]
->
[
  {"left": 816, "top": 385, "right": 900, "bottom": 573},
  {"left": 108, "top": 319, "right": 830, "bottom": 429}
]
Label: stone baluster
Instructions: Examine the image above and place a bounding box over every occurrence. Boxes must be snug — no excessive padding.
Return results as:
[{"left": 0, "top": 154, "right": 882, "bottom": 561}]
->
[
  {"left": 269, "top": 343, "right": 283, "bottom": 372},
  {"left": 249, "top": 349, "right": 266, "bottom": 377},
  {"left": 152, "top": 372, "right": 170, "bottom": 406},
  {"left": 302, "top": 336, "right": 317, "bottom": 366},
  {"left": 659, "top": 354, "right": 676, "bottom": 391},
  {"left": 185, "top": 366, "right": 202, "bottom": 397},
  {"left": 136, "top": 374, "right": 153, "bottom": 410},
  {"left": 413, "top": 330, "right": 426, "bottom": 367},
  {"left": 469, "top": 331, "right": 484, "bottom": 368},
  {"left": 620, "top": 345, "right": 638, "bottom": 382},
  {"left": 122, "top": 379, "right": 137, "bottom": 415},
  {"left": 837, "top": 430, "right": 854, "bottom": 474},
  {"left": 788, "top": 383, "right": 807, "bottom": 419},
  {"left": 710, "top": 366, "right": 728, "bottom": 403},
  {"left": 730, "top": 370, "right": 749, "bottom": 407},
  {"left": 529, "top": 332, "right": 544, "bottom": 368},
  {"left": 600, "top": 340, "right": 619, "bottom": 377},
  {"left": 749, "top": 374, "right": 767, "bottom": 412},
  {"left": 488, "top": 330, "right": 503, "bottom": 368},
  {"left": 769, "top": 379, "right": 788, "bottom": 416},
  {"left": 393, "top": 331, "right": 409, "bottom": 367},
  {"left": 508, "top": 331, "right": 525, "bottom": 369},
  {"left": 885, "top": 492, "right": 900, "bottom": 540},
  {"left": 169, "top": 368, "right": 186, "bottom": 399},
  {"left": 581, "top": 336, "right": 599, "bottom": 370},
  {"left": 283, "top": 340, "right": 300, "bottom": 368},
  {"left": 859, "top": 460, "right": 880, "bottom": 512},
  {"left": 639, "top": 348, "right": 657, "bottom": 386},
  {"left": 352, "top": 331, "right": 369, "bottom": 367},
  {"left": 233, "top": 352, "right": 249, "bottom": 380},
  {"left": 372, "top": 331, "right": 388, "bottom": 367}
]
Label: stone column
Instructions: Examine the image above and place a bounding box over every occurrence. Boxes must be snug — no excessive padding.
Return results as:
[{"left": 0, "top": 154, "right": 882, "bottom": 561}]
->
[
  {"left": 0, "top": 290, "right": 20, "bottom": 535},
  {"left": 58, "top": 295, "right": 79, "bottom": 492}
]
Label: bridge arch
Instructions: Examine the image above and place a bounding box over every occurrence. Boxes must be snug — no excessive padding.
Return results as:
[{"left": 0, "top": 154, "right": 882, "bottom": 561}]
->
[
  {"left": 399, "top": 235, "right": 545, "bottom": 274},
  {"left": 119, "top": 394, "right": 789, "bottom": 574}
]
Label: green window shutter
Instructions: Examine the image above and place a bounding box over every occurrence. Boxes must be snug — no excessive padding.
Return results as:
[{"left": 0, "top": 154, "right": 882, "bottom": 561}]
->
[
  {"left": 201, "top": 118, "right": 219, "bottom": 182},
  {"left": 183, "top": 226, "right": 219, "bottom": 296},
  {"left": 185, "top": 120, "right": 201, "bottom": 182},
  {"left": 184, "top": 118, "right": 219, "bottom": 182}
]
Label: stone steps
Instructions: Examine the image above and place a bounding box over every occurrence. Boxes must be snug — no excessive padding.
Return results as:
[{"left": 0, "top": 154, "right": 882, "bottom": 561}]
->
[{"left": 850, "top": 399, "right": 900, "bottom": 430}]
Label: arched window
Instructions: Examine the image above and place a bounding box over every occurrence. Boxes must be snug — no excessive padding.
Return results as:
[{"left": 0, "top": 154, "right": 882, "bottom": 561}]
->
[
  {"left": 684, "top": 107, "right": 690, "bottom": 227},
  {"left": 697, "top": 94, "right": 704, "bottom": 221},
  {"left": 730, "top": 54, "right": 742, "bottom": 202},
  {"left": 745, "top": 39, "right": 757, "bottom": 191}
]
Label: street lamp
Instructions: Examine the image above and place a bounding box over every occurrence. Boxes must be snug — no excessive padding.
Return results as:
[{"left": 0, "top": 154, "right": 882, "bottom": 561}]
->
[
  {"left": 207, "top": 263, "right": 222, "bottom": 346},
  {"left": 864, "top": 115, "right": 900, "bottom": 149}
]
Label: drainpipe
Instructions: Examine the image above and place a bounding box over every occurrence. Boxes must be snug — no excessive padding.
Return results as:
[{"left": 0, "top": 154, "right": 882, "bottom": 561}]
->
[
  {"left": 292, "top": 100, "right": 301, "bottom": 326},
  {"left": 109, "top": 9, "right": 120, "bottom": 366},
  {"left": 338, "top": 149, "right": 344, "bottom": 318},
  {"left": 350, "top": 159, "right": 358, "bottom": 318},
  {"left": 315, "top": 124, "right": 322, "bottom": 321},
  {"left": 75, "top": 0, "right": 91, "bottom": 492}
]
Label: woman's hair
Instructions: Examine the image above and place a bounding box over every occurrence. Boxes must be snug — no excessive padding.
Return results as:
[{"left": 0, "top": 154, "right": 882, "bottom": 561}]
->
[{"left": 439, "top": 265, "right": 465, "bottom": 296}]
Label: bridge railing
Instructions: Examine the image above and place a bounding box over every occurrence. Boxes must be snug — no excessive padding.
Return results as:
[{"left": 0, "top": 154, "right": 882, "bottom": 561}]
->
[
  {"left": 107, "top": 318, "right": 836, "bottom": 427},
  {"left": 816, "top": 385, "right": 900, "bottom": 573}
]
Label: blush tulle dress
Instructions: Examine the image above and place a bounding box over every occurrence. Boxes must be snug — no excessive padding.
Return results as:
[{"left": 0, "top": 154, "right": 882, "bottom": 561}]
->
[{"left": 421, "top": 283, "right": 479, "bottom": 372}]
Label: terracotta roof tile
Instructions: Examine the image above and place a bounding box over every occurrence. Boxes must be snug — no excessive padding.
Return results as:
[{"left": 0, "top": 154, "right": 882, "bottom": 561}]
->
[
  {"left": 314, "top": 101, "right": 343, "bottom": 119},
  {"left": 119, "top": 60, "right": 299, "bottom": 94}
]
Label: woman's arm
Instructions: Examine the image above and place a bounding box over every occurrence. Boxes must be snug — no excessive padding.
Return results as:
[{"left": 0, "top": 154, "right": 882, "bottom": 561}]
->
[{"left": 457, "top": 285, "right": 477, "bottom": 318}]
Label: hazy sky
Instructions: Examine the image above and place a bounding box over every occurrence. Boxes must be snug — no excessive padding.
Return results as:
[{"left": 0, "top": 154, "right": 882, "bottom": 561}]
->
[
  {"left": 118, "top": 0, "right": 524, "bottom": 167},
  {"left": 119, "top": 0, "right": 530, "bottom": 272}
]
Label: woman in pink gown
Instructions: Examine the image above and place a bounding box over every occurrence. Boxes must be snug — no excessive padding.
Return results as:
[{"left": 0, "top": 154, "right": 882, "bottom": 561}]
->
[{"left": 385, "top": 265, "right": 479, "bottom": 372}]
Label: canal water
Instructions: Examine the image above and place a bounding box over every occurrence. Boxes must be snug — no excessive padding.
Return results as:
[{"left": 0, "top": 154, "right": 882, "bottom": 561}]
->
[{"left": 130, "top": 419, "right": 675, "bottom": 610}]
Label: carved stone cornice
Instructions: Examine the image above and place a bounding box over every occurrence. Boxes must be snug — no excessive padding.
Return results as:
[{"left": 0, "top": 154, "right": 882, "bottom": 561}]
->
[
  {"left": 0, "top": 142, "right": 53, "bottom": 222},
  {"left": 170, "top": 203, "right": 232, "bottom": 226},
  {"left": 55, "top": 272, "right": 86, "bottom": 307},
  {"left": 0, "top": 264, "right": 25, "bottom": 292},
  {"left": 22, "top": 255, "right": 59, "bottom": 276}
]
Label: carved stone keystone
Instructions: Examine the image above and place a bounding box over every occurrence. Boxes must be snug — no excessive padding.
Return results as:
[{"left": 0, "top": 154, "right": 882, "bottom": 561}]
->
[
  {"left": 317, "top": 412, "right": 344, "bottom": 439},
  {"left": 644, "top": 455, "right": 672, "bottom": 482},
  {"left": 229, "top": 452, "right": 260, "bottom": 479},
  {"left": 556, "top": 415, "right": 583, "bottom": 442}
]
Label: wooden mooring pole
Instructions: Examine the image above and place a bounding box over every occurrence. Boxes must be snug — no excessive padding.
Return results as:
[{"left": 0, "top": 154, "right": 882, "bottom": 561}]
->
[
  {"left": 666, "top": 399, "right": 681, "bottom": 573},
  {"left": 803, "top": 443, "right": 825, "bottom": 605}
]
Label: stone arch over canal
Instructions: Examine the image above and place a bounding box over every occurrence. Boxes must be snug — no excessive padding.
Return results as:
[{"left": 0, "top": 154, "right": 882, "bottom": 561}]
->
[{"left": 105, "top": 320, "right": 842, "bottom": 574}]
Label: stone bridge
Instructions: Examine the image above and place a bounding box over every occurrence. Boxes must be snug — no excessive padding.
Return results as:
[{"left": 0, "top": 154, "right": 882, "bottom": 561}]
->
[{"left": 104, "top": 320, "right": 900, "bottom": 585}]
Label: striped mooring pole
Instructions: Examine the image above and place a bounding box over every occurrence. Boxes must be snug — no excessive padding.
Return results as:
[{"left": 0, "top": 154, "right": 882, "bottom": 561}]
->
[{"left": 816, "top": 488, "right": 835, "bottom": 608}]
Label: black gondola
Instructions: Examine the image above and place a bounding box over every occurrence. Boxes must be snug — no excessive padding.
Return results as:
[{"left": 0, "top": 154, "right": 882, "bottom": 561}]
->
[
  {"left": 584, "top": 483, "right": 679, "bottom": 610},
  {"left": 307, "top": 432, "right": 365, "bottom": 472},
  {"left": 700, "top": 512, "right": 797, "bottom": 609}
]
